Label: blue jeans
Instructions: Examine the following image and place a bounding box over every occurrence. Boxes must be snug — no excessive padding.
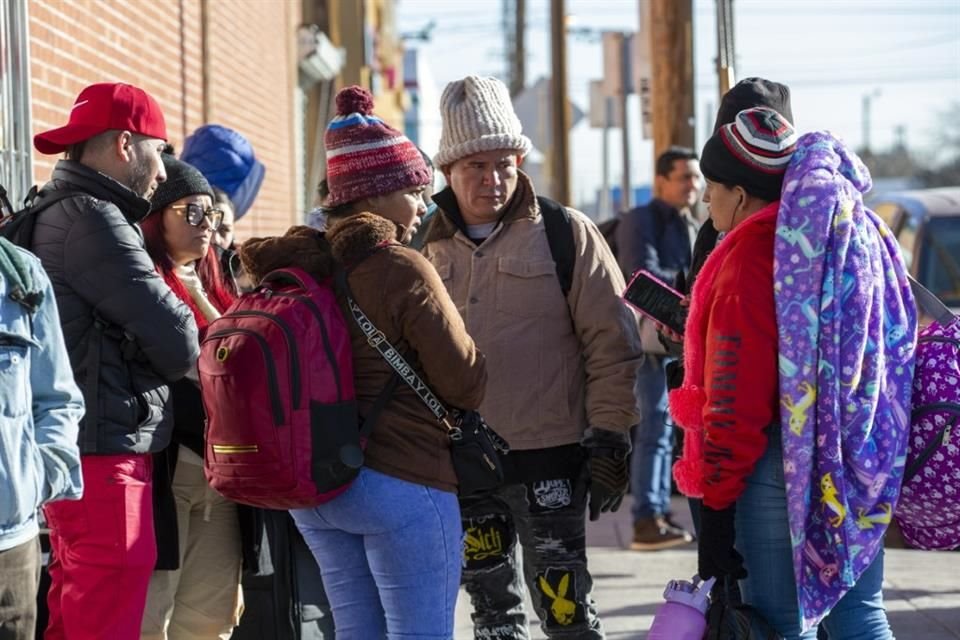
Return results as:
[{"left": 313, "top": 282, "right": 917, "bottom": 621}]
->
[
  {"left": 736, "top": 429, "right": 893, "bottom": 640},
  {"left": 631, "top": 356, "right": 675, "bottom": 520},
  {"left": 290, "top": 468, "right": 462, "bottom": 639}
]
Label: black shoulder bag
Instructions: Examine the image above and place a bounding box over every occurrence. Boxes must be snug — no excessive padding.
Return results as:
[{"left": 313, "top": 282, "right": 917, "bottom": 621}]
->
[{"left": 339, "top": 277, "right": 509, "bottom": 497}]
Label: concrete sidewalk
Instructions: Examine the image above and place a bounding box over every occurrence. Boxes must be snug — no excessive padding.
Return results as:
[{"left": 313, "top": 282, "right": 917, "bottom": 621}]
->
[{"left": 454, "top": 496, "right": 960, "bottom": 639}]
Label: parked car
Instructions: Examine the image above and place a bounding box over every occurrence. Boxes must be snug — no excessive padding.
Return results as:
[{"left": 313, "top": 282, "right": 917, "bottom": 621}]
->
[{"left": 870, "top": 187, "right": 960, "bottom": 313}]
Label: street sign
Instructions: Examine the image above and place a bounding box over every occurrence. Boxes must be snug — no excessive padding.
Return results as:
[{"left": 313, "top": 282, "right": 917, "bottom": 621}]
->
[
  {"left": 601, "top": 32, "right": 633, "bottom": 97},
  {"left": 513, "top": 77, "right": 584, "bottom": 151},
  {"left": 589, "top": 80, "right": 623, "bottom": 128}
]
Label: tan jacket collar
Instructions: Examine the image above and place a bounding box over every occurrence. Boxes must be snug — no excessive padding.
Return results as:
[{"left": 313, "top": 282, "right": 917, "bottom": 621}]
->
[{"left": 426, "top": 170, "right": 540, "bottom": 243}]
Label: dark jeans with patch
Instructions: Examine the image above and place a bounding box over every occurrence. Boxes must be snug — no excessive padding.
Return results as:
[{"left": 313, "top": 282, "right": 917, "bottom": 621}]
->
[
  {"left": 460, "top": 444, "right": 603, "bottom": 640},
  {"left": 0, "top": 536, "right": 40, "bottom": 640}
]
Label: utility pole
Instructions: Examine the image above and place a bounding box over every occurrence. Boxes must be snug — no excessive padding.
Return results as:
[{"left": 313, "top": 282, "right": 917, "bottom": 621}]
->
[
  {"left": 513, "top": 0, "right": 526, "bottom": 97},
  {"left": 862, "top": 89, "right": 881, "bottom": 155},
  {"left": 619, "top": 32, "right": 632, "bottom": 211},
  {"left": 602, "top": 95, "right": 613, "bottom": 219},
  {"left": 650, "top": 0, "right": 695, "bottom": 159},
  {"left": 503, "top": 0, "right": 514, "bottom": 89},
  {"left": 716, "top": 0, "right": 736, "bottom": 99},
  {"left": 504, "top": 0, "right": 526, "bottom": 97},
  {"left": 550, "top": 0, "right": 570, "bottom": 204}
]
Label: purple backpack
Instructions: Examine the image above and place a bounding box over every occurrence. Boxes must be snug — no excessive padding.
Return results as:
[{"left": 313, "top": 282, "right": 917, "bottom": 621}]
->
[{"left": 894, "top": 280, "right": 960, "bottom": 550}]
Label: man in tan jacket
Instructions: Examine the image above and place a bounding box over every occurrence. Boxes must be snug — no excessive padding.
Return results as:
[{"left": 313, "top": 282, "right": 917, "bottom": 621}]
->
[{"left": 422, "top": 75, "right": 643, "bottom": 640}]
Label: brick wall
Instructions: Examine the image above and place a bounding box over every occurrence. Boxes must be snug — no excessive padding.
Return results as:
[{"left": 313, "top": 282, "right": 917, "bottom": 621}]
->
[{"left": 29, "top": 0, "right": 302, "bottom": 240}]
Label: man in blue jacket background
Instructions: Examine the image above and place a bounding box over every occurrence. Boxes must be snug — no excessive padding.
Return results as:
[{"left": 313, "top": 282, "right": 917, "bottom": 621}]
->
[{"left": 616, "top": 147, "right": 702, "bottom": 550}]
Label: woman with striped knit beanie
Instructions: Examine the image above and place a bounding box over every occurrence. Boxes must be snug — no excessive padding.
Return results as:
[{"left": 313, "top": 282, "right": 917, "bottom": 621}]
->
[
  {"left": 237, "top": 86, "right": 487, "bottom": 638},
  {"left": 671, "top": 107, "right": 911, "bottom": 639}
]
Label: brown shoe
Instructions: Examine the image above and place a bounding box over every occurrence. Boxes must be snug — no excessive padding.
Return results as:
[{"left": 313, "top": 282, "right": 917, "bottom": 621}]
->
[
  {"left": 663, "top": 513, "right": 697, "bottom": 541},
  {"left": 630, "top": 516, "right": 694, "bottom": 551}
]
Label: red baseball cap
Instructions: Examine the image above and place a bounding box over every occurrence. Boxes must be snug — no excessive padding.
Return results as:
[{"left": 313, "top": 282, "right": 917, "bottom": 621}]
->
[{"left": 34, "top": 82, "right": 168, "bottom": 155}]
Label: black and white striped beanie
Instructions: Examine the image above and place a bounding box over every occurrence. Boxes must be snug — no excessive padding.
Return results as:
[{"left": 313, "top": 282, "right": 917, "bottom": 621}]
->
[{"left": 700, "top": 107, "right": 798, "bottom": 202}]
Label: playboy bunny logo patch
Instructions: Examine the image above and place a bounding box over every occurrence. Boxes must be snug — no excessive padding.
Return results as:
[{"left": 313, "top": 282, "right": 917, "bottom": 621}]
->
[{"left": 536, "top": 568, "right": 584, "bottom": 627}]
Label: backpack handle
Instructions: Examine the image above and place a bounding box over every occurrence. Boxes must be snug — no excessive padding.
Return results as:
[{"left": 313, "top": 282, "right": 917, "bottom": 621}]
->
[
  {"left": 261, "top": 267, "right": 325, "bottom": 295},
  {"left": 909, "top": 275, "right": 956, "bottom": 326}
]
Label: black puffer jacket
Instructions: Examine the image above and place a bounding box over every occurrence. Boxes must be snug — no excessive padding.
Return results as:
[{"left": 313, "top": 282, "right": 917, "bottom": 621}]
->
[{"left": 30, "top": 160, "right": 199, "bottom": 454}]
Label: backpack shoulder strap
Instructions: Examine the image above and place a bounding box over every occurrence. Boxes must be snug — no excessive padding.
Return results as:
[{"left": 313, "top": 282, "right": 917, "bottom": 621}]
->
[
  {"left": 537, "top": 196, "right": 575, "bottom": 297},
  {"left": 909, "top": 275, "right": 955, "bottom": 326},
  {"left": 1, "top": 187, "right": 86, "bottom": 251}
]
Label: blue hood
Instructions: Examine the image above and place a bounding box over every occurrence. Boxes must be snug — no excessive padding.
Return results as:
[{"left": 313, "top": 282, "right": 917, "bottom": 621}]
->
[{"left": 180, "top": 124, "right": 265, "bottom": 220}]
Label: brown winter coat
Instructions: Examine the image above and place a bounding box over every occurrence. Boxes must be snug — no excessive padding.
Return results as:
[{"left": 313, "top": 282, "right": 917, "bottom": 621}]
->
[
  {"left": 240, "top": 214, "right": 486, "bottom": 493},
  {"left": 422, "top": 172, "right": 642, "bottom": 449}
]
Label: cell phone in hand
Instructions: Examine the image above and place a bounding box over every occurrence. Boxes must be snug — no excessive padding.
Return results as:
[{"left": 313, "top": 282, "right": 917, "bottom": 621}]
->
[{"left": 622, "top": 270, "right": 686, "bottom": 336}]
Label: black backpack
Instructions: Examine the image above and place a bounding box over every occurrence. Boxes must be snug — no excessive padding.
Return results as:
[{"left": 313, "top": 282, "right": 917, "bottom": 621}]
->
[
  {"left": 0, "top": 184, "right": 82, "bottom": 315},
  {"left": 538, "top": 196, "right": 577, "bottom": 297},
  {"left": 537, "top": 196, "right": 620, "bottom": 297},
  {"left": 0, "top": 184, "right": 83, "bottom": 249}
]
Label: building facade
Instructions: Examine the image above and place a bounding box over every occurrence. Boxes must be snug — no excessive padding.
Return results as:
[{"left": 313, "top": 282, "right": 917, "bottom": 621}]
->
[{"left": 2, "top": 0, "right": 404, "bottom": 240}]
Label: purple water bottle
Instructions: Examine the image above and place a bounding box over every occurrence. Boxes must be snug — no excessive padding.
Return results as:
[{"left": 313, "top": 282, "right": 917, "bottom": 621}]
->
[{"left": 647, "top": 574, "right": 716, "bottom": 640}]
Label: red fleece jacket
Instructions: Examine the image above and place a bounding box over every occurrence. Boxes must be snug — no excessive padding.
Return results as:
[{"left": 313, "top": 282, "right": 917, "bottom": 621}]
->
[
  {"left": 701, "top": 214, "right": 779, "bottom": 509},
  {"left": 671, "top": 203, "right": 779, "bottom": 510}
]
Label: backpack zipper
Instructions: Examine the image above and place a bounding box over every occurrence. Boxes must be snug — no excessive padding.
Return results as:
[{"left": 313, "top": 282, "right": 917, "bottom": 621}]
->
[
  {"left": 904, "top": 405, "right": 960, "bottom": 482},
  {"left": 272, "top": 291, "right": 345, "bottom": 402},
  {"left": 207, "top": 328, "right": 285, "bottom": 425},
  {"left": 227, "top": 310, "right": 301, "bottom": 410},
  {"left": 917, "top": 335, "right": 960, "bottom": 349}
]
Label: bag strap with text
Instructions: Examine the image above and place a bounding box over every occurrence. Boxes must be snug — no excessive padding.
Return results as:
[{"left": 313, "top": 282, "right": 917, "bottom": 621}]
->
[{"left": 335, "top": 270, "right": 455, "bottom": 430}]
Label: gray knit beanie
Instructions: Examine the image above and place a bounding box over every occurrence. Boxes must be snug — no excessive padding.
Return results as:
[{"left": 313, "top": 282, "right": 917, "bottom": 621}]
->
[{"left": 434, "top": 76, "right": 532, "bottom": 168}]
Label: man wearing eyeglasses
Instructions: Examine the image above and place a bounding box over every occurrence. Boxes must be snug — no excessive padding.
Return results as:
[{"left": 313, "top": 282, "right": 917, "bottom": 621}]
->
[{"left": 29, "top": 83, "right": 200, "bottom": 640}]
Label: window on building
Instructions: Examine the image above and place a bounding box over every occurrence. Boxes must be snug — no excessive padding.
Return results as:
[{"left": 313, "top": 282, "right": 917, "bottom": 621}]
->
[{"left": 0, "top": 0, "right": 33, "bottom": 207}]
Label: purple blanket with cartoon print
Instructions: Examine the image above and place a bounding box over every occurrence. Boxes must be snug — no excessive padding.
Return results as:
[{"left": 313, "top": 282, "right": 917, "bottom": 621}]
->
[{"left": 774, "top": 131, "right": 917, "bottom": 630}]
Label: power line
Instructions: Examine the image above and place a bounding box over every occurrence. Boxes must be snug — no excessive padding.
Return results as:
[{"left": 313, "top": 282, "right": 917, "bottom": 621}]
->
[{"left": 695, "top": 73, "right": 958, "bottom": 89}]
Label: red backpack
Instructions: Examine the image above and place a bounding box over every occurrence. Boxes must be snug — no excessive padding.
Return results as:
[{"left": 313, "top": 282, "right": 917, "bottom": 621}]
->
[{"left": 198, "top": 267, "right": 362, "bottom": 509}]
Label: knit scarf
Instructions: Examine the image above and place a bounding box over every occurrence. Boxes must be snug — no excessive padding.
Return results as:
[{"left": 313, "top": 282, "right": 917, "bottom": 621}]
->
[
  {"left": 775, "top": 132, "right": 916, "bottom": 630},
  {"left": 668, "top": 202, "right": 780, "bottom": 497}
]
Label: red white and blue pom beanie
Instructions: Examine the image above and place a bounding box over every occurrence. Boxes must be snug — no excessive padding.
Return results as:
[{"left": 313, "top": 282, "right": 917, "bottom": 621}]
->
[
  {"left": 700, "top": 107, "right": 798, "bottom": 202},
  {"left": 324, "top": 86, "right": 432, "bottom": 207}
]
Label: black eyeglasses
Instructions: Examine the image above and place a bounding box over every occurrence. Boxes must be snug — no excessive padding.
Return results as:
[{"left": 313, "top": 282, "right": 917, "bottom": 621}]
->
[{"left": 169, "top": 203, "right": 224, "bottom": 231}]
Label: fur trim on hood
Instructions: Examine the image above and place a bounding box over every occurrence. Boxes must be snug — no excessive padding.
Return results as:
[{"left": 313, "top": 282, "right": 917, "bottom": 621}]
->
[
  {"left": 239, "top": 213, "right": 400, "bottom": 285},
  {"left": 326, "top": 212, "right": 401, "bottom": 266},
  {"left": 239, "top": 226, "right": 335, "bottom": 284}
]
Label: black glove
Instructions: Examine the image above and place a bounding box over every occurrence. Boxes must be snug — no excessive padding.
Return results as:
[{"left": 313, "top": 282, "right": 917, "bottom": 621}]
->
[
  {"left": 698, "top": 504, "right": 747, "bottom": 581},
  {"left": 572, "top": 427, "right": 630, "bottom": 521},
  {"left": 585, "top": 451, "right": 628, "bottom": 520}
]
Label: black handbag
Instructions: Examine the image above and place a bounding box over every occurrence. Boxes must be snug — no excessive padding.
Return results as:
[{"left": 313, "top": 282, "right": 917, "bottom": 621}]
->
[
  {"left": 446, "top": 409, "right": 510, "bottom": 497},
  {"left": 342, "top": 289, "right": 509, "bottom": 497}
]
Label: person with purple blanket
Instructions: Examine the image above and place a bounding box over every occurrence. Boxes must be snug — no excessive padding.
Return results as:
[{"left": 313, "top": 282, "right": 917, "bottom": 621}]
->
[{"left": 670, "top": 106, "right": 916, "bottom": 639}]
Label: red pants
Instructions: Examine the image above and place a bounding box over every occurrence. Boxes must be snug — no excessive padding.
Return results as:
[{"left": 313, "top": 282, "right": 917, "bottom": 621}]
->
[{"left": 43, "top": 454, "right": 156, "bottom": 640}]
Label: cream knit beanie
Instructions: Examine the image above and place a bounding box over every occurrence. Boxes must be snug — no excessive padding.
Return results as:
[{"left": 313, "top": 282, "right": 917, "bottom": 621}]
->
[{"left": 434, "top": 75, "right": 532, "bottom": 168}]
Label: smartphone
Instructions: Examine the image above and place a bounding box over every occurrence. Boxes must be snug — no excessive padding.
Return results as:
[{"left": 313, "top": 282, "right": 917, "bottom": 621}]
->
[{"left": 622, "top": 270, "right": 687, "bottom": 336}]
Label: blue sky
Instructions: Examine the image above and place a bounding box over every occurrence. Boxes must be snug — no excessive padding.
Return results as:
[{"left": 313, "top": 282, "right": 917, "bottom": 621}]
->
[{"left": 397, "top": 0, "right": 960, "bottom": 207}]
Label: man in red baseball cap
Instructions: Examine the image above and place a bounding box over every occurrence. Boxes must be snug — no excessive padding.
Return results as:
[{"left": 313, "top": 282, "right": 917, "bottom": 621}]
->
[{"left": 29, "top": 82, "right": 200, "bottom": 640}]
